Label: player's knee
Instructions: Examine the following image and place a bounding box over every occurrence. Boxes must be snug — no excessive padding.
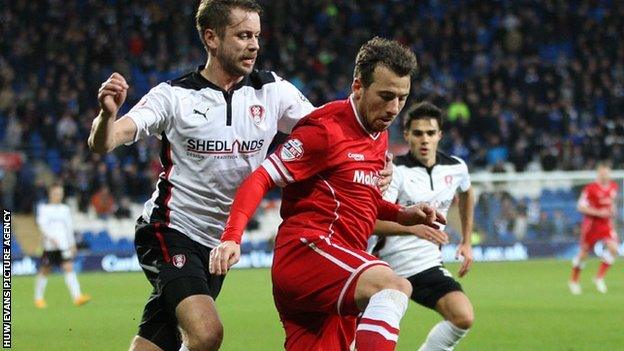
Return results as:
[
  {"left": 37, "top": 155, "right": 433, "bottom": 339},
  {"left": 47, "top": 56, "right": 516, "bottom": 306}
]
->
[
  {"left": 186, "top": 325, "right": 223, "bottom": 351},
  {"left": 449, "top": 310, "right": 474, "bottom": 330}
]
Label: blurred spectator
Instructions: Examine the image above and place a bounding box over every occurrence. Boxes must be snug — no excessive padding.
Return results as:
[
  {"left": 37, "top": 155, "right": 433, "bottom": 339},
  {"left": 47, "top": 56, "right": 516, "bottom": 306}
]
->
[{"left": 90, "top": 185, "right": 116, "bottom": 219}]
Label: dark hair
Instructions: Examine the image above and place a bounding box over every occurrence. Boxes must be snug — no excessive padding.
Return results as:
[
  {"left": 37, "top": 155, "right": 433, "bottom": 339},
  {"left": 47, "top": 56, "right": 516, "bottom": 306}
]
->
[
  {"left": 354, "top": 37, "right": 418, "bottom": 88},
  {"left": 404, "top": 101, "right": 444, "bottom": 130},
  {"left": 196, "top": 0, "right": 262, "bottom": 49}
]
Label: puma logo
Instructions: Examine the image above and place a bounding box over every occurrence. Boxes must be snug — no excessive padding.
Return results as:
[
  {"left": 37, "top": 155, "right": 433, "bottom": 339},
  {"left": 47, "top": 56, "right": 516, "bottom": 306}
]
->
[{"left": 193, "top": 107, "right": 210, "bottom": 119}]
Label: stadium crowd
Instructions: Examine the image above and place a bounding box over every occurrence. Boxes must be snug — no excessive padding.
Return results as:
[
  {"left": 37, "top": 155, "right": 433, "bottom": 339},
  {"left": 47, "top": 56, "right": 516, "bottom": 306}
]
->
[{"left": 1, "top": 0, "right": 623, "bottom": 239}]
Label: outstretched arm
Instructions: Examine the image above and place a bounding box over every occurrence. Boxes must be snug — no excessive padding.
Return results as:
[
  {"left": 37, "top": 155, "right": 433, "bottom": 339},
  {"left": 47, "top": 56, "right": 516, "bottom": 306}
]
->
[
  {"left": 209, "top": 167, "right": 275, "bottom": 275},
  {"left": 456, "top": 188, "right": 474, "bottom": 277},
  {"left": 88, "top": 72, "right": 137, "bottom": 154},
  {"left": 374, "top": 220, "right": 449, "bottom": 245}
]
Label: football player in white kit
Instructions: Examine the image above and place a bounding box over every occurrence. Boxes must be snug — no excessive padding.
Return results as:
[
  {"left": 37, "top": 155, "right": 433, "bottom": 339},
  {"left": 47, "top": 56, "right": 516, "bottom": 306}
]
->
[
  {"left": 88, "top": 1, "right": 392, "bottom": 351},
  {"left": 34, "top": 183, "right": 91, "bottom": 308},
  {"left": 370, "top": 102, "right": 475, "bottom": 351}
]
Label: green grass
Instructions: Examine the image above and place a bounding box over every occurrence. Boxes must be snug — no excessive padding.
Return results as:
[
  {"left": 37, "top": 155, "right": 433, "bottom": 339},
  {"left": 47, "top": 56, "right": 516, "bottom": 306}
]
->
[{"left": 10, "top": 259, "right": 624, "bottom": 350}]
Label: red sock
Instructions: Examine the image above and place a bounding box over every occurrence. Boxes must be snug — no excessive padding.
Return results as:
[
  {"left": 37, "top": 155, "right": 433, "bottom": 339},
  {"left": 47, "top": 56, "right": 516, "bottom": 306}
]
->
[
  {"left": 596, "top": 262, "right": 611, "bottom": 279},
  {"left": 571, "top": 266, "right": 581, "bottom": 282},
  {"left": 355, "top": 318, "right": 399, "bottom": 351}
]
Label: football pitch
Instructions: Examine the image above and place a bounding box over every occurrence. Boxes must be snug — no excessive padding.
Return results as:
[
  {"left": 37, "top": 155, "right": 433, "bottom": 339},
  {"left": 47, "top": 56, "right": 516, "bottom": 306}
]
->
[{"left": 11, "top": 259, "right": 623, "bottom": 350}]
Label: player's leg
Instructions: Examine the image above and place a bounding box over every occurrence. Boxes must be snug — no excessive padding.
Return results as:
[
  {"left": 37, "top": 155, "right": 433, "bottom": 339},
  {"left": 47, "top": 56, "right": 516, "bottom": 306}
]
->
[
  {"left": 132, "top": 220, "right": 225, "bottom": 351},
  {"left": 569, "top": 243, "right": 590, "bottom": 294},
  {"left": 34, "top": 253, "right": 51, "bottom": 308},
  {"left": 353, "top": 265, "right": 412, "bottom": 351},
  {"left": 408, "top": 266, "right": 472, "bottom": 351},
  {"left": 593, "top": 238, "right": 619, "bottom": 293},
  {"left": 60, "top": 253, "right": 91, "bottom": 305},
  {"left": 174, "top": 293, "right": 223, "bottom": 351},
  {"left": 419, "top": 292, "right": 473, "bottom": 351},
  {"left": 131, "top": 289, "right": 179, "bottom": 351}
]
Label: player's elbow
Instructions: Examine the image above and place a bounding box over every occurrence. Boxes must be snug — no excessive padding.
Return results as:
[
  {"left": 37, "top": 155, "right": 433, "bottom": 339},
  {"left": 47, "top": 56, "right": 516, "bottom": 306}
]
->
[{"left": 87, "top": 137, "right": 112, "bottom": 155}]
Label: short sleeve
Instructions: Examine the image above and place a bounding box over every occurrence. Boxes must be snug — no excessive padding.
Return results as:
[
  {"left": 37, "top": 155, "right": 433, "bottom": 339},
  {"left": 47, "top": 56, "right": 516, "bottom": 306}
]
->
[
  {"left": 273, "top": 73, "right": 315, "bottom": 134},
  {"left": 261, "top": 122, "right": 330, "bottom": 187},
  {"left": 125, "top": 82, "right": 174, "bottom": 143},
  {"left": 382, "top": 164, "right": 402, "bottom": 203},
  {"left": 455, "top": 156, "right": 471, "bottom": 192}
]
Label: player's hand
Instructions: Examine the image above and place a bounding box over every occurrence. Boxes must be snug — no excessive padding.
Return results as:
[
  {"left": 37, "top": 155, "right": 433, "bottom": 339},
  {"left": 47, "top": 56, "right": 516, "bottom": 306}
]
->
[
  {"left": 455, "top": 242, "right": 473, "bottom": 278},
  {"left": 378, "top": 153, "right": 393, "bottom": 194},
  {"left": 98, "top": 72, "right": 129, "bottom": 118},
  {"left": 209, "top": 240, "right": 241, "bottom": 275},
  {"left": 70, "top": 245, "right": 77, "bottom": 256},
  {"left": 408, "top": 224, "right": 449, "bottom": 245},
  {"left": 398, "top": 204, "right": 446, "bottom": 228}
]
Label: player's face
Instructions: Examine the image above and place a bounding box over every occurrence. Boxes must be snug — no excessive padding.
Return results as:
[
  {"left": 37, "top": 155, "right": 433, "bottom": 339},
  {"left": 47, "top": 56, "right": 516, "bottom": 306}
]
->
[
  {"left": 49, "top": 187, "right": 64, "bottom": 204},
  {"left": 212, "top": 8, "right": 261, "bottom": 77},
  {"left": 597, "top": 165, "right": 611, "bottom": 183},
  {"left": 405, "top": 118, "right": 442, "bottom": 166},
  {"left": 353, "top": 66, "right": 410, "bottom": 133}
]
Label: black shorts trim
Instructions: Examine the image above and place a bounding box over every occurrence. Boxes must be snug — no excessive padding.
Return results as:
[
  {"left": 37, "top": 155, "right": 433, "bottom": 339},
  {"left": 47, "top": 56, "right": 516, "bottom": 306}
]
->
[
  {"left": 408, "top": 266, "right": 463, "bottom": 309},
  {"left": 134, "top": 218, "right": 225, "bottom": 351}
]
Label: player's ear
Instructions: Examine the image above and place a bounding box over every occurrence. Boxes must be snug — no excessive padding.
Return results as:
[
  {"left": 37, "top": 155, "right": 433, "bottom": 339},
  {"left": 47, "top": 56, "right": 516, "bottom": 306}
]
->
[
  {"left": 352, "top": 78, "right": 363, "bottom": 100},
  {"left": 203, "top": 28, "right": 219, "bottom": 51}
]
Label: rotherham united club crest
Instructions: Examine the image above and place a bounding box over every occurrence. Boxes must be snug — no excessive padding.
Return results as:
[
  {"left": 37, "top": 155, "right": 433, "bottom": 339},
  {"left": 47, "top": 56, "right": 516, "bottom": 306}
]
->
[
  {"left": 172, "top": 254, "right": 186, "bottom": 269},
  {"left": 249, "top": 105, "right": 265, "bottom": 126},
  {"left": 444, "top": 175, "right": 453, "bottom": 187}
]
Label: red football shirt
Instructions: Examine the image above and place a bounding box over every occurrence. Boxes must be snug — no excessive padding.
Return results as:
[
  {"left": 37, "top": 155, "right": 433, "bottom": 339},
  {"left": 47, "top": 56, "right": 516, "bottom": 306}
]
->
[
  {"left": 578, "top": 180, "right": 618, "bottom": 233},
  {"left": 261, "top": 97, "right": 397, "bottom": 250}
]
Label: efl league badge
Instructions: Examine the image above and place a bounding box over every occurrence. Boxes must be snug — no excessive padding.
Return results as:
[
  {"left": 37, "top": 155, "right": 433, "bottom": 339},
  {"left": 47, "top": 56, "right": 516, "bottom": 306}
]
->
[
  {"left": 249, "top": 104, "right": 265, "bottom": 126},
  {"left": 172, "top": 254, "right": 186, "bottom": 269},
  {"left": 281, "top": 139, "right": 304, "bottom": 161},
  {"left": 444, "top": 175, "right": 453, "bottom": 187}
]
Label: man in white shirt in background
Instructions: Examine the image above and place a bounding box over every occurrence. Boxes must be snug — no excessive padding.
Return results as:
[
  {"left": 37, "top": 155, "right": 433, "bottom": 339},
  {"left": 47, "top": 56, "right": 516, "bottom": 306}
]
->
[
  {"left": 34, "top": 183, "right": 91, "bottom": 308},
  {"left": 371, "top": 101, "right": 475, "bottom": 351}
]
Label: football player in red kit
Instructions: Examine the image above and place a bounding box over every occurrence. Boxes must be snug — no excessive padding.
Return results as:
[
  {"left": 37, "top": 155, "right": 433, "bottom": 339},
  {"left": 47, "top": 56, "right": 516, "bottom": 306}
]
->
[
  {"left": 569, "top": 162, "right": 620, "bottom": 294},
  {"left": 210, "top": 37, "right": 446, "bottom": 350}
]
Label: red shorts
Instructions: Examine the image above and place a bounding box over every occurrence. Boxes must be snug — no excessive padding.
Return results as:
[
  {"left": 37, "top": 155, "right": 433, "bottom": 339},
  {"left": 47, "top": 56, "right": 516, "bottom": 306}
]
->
[
  {"left": 271, "top": 233, "right": 387, "bottom": 351},
  {"left": 580, "top": 222, "right": 618, "bottom": 248}
]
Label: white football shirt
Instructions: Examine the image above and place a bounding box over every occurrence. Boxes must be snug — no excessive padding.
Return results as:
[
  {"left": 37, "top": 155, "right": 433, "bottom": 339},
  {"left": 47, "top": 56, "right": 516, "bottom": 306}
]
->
[
  {"left": 369, "top": 151, "right": 471, "bottom": 277},
  {"left": 36, "top": 203, "right": 75, "bottom": 251},
  {"left": 125, "top": 67, "right": 314, "bottom": 248}
]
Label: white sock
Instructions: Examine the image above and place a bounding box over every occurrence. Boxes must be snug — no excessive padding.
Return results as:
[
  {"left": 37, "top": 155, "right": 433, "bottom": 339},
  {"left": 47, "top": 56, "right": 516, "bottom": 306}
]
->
[
  {"left": 64, "top": 272, "right": 82, "bottom": 299},
  {"left": 572, "top": 256, "right": 585, "bottom": 269},
  {"left": 602, "top": 251, "right": 615, "bottom": 265},
  {"left": 179, "top": 345, "right": 190, "bottom": 351},
  {"left": 356, "top": 289, "right": 409, "bottom": 341},
  {"left": 418, "top": 320, "right": 469, "bottom": 351},
  {"left": 34, "top": 275, "right": 48, "bottom": 300}
]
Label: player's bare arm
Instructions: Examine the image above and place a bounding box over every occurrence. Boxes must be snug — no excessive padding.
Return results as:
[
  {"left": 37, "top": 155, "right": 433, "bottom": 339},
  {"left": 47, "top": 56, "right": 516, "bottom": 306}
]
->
[
  {"left": 577, "top": 203, "right": 612, "bottom": 218},
  {"left": 456, "top": 187, "right": 474, "bottom": 277},
  {"left": 374, "top": 220, "right": 449, "bottom": 245},
  {"left": 88, "top": 72, "right": 137, "bottom": 154},
  {"left": 396, "top": 203, "right": 446, "bottom": 228}
]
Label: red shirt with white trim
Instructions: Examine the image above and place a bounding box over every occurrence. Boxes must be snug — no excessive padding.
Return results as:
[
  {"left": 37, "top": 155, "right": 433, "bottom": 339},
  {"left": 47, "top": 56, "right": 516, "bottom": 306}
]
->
[
  {"left": 579, "top": 181, "right": 618, "bottom": 234},
  {"left": 261, "top": 97, "right": 396, "bottom": 250}
]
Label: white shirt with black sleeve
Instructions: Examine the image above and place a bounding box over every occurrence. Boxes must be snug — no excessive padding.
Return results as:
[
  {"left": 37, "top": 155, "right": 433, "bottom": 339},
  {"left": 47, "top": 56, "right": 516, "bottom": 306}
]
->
[
  {"left": 369, "top": 151, "right": 471, "bottom": 278},
  {"left": 125, "top": 67, "right": 314, "bottom": 248}
]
